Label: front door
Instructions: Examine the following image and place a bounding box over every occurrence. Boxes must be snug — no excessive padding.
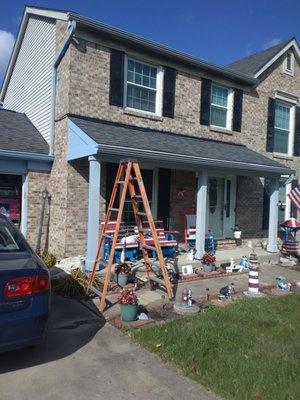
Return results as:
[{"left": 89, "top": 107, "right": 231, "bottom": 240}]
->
[{"left": 206, "top": 176, "right": 236, "bottom": 239}]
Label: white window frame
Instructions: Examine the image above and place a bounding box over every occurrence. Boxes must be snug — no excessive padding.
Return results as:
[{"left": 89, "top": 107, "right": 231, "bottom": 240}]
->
[
  {"left": 210, "top": 83, "right": 234, "bottom": 130},
  {"left": 283, "top": 52, "right": 294, "bottom": 76},
  {"left": 123, "top": 55, "right": 163, "bottom": 116},
  {"left": 273, "top": 99, "right": 296, "bottom": 157}
]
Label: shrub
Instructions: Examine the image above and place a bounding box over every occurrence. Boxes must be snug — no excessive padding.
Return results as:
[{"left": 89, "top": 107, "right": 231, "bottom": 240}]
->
[{"left": 41, "top": 251, "right": 57, "bottom": 268}]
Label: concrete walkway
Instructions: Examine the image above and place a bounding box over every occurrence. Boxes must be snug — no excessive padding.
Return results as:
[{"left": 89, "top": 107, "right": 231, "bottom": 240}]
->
[{"left": 0, "top": 296, "right": 217, "bottom": 400}]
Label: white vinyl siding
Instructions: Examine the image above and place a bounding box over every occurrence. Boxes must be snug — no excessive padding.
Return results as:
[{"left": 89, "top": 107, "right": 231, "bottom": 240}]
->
[{"left": 3, "top": 16, "right": 56, "bottom": 145}]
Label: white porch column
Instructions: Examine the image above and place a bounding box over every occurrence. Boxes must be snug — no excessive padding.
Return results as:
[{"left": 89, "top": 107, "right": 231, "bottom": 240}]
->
[
  {"left": 85, "top": 156, "right": 101, "bottom": 271},
  {"left": 267, "top": 177, "right": 279, "bottom": 253},
  {"left": 195, "top": 170, "right": 208, "bottom": 259}
]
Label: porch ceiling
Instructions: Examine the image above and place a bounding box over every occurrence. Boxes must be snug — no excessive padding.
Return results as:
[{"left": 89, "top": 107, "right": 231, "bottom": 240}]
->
[{"left": 68, "top": 114, "right": 293, "bottom": 176}]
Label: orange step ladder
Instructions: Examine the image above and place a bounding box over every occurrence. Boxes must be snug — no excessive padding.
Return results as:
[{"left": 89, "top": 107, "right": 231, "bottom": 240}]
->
[{"left": 87, "top": 160, "right": 174, "bottom": 312}]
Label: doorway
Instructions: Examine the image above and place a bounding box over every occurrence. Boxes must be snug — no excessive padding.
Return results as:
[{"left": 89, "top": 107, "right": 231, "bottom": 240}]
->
[{"left": 206, "top": 175, "right": 236, "bottom": 238}]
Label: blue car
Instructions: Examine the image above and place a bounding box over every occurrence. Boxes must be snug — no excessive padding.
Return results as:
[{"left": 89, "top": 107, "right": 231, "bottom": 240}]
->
[{"left": 0, "top": 214, "right": 50, "bottom": 353}]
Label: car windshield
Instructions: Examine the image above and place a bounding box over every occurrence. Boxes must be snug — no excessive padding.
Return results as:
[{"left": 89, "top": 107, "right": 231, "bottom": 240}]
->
[{"left": 0, "top": 219, "right": 27, "bottom": 252}]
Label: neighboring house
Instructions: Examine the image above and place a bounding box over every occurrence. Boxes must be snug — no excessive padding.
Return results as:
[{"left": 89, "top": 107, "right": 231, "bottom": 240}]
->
[{"left": 0, "top": 6, "right": 299, "bottom": 268}]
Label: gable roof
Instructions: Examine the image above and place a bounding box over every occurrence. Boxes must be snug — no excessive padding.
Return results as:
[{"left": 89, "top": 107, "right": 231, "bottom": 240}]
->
[
  {"left": 69, "top": 114, "right": 292, "bottom": 176},
  {"left": 0, "top": 109, "right": 49, "bottom": 154},
  {"left": 227, "top": 38, "right": 300, "bottom": 78}
]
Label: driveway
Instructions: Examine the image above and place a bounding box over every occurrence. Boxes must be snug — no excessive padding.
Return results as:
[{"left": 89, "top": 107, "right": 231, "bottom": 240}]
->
[{"left": 0, "top": 295, "right": 216, "bottom": 400}]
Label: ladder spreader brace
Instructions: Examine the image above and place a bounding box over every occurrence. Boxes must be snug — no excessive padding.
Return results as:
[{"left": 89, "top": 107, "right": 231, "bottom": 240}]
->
[{"left": 87, "top": 160, "right": 174, "bottom": 312}]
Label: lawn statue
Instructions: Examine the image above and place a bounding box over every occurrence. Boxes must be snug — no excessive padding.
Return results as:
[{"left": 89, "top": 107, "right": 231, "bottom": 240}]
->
[
  {"left": 187, "top": 247, "right": 196, "bottom": 261},
  {"left": 226, "top": 258, "right": 235, "bottom": 273},
  {"left": 244, "top": 252, "right": 264, "bottom": 297},
  {"left": 181, "top": 288, "right": 193, "bottom": 307},
  {"left": 240, "top": 255, "right": 249, "bottom": 269},
  {"left": 219, "top": 283, "right": 235, "bottom": 299},
  {"left": 275, "top": 276, "right": 291, "bottom": 292}
]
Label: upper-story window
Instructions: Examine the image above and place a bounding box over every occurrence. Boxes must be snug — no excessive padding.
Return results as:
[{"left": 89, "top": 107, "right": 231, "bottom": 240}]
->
[
  {"left": 283, "top": 52, "right": 294, "bottom": 75},
  {"left": 124, "top": 57, "right": 163, "bottom": 115},
  {"left": 210, "top": 84, "right": 233, "bottom": 129},
  {"left": 273, "top": 100, "right": 294, "bottom": 155}
]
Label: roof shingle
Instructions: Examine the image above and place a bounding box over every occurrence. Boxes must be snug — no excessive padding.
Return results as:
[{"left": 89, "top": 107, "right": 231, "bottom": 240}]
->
[
  {"left": 227, "top": 39, "right": 292, "bottom": 76},
  {"left": 0, "top": 109, "right": 49, "bottom": 154}
]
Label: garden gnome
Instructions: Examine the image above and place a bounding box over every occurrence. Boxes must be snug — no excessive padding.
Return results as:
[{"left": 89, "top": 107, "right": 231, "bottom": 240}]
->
[{"left": 187, "top": 289, "right": 193, "bottom": 307}]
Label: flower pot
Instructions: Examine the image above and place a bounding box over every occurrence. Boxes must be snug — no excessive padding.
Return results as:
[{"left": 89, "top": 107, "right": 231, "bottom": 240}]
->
[
  {"left": 117, "top": 273, "right": 128, "bottom": 287},
  {"left": 203, "top": 263, "right": 215, "bottom": 272},
  {"left": 120, "top": 303, "right": 138, "bottom": 321}
]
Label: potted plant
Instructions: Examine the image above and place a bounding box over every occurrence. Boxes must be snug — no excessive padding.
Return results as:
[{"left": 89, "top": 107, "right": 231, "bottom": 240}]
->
[
  {"left": 115, "top": 263, "right": 131, "bottom": 287},
  {"left": 118, "top": 287, "right": 138, "bottom": 321},
  {"left": 201, "top": 252, "right": 216, "bottom": 272}
]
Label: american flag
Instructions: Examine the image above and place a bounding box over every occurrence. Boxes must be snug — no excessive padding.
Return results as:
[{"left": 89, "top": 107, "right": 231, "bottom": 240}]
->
[{"left": 288, "top": 185, "right": 300, "bottom": 212}]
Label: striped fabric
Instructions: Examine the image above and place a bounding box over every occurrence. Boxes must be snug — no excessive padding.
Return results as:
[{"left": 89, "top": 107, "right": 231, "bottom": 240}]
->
[{"left": 288, "top": 185, "right": 300, "bottom": 212}]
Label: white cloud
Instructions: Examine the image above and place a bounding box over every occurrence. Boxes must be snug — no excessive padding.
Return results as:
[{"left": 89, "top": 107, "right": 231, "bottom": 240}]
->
[
  {"left": 0, "top": 30, "right": 15, "bottom": 84},
  {"left": 263, "top": 38, "right": 281, "bottom": 49}
]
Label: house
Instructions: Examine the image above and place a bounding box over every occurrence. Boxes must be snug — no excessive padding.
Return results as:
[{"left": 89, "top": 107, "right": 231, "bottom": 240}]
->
[{"left": 0, "top": 6, "right": 299, "bottom": 269}]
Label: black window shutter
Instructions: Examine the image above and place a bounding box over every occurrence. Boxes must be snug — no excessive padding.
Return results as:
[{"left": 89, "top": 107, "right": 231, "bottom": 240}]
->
[
  {"left": 157, "top": 168, "right": 171, "bottom": 229},
  {"left": 200, "top": 78, "right": 212, "bottom": 125},
  {"left": 232, "top": 89, "right": 243, "bottom": 132},
  {"left": 266, "top": 98, "right": 275, "bottom": 152},
  {"left": 109, "top": 49, "right": 124, "bottom": 107},
  {"left": 262, "top": 179, "right": 270, "bottom": 230},
  {"left": 163, "top": 67, "right": 176, "bottom": 118},
  {"left": 293, "top": 106, "right": 300, "bottom": 156},
  {"left": 291, "top": 179, "right": 298, "bottom": 218}
]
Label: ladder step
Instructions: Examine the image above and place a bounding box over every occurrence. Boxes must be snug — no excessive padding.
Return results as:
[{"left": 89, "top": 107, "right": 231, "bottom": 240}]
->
[
  {"left": 137, "top": 211, "right": 147, "bottom": 216},
  {"left": 109, "top": 208, "right": 119, "bottom": 212},
  {"left": 132, "top": 195, "right": 142, "bottom": 200},
  {"left": 143, "top": 245, "right": 157, "bottom": 252},
  {"left": 87, "top": 285, "right": 103, "bottom": 297},
  {"left": 116, "top": 181, "right": 125, "bottom": 184}
]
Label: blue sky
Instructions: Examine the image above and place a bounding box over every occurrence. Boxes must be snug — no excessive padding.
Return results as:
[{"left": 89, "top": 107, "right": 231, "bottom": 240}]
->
[{"left": 1, "top": 0, "right": 299, "bottom": 85}]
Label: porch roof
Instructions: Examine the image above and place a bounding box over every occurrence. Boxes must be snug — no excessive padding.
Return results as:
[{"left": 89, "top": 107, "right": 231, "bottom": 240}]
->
[{"left": 68, "top": 115, "right": 293, "bottom": 176}]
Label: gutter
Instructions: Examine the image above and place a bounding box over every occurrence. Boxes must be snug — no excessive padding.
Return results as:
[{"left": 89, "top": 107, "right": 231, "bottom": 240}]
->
[
  {"left": 0, "top": 149, "right": 54, "bottom": 162},
  {"left": 69, "top": 13, "right": 258, "bottom": 87},
  {"left": 97, "top": 144, "right": 293, "bottom": 176},
  {"left": 49, "top": 19, "right": 76, "bottom": 155}
]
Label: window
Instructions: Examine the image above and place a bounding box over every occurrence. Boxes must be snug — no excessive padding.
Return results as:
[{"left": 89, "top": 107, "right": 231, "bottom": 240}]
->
[
  {"left": 0, "top": 219, "right": 27, "bottom": 252},
  {"left": 283, "top": 52, "right": 294, "bottom": 75},
  {"left": 124, "top": 57, "right": 163, "bottom": 115},
  {"left": 274, "top": 101, "right": 293, "bottom": 154},
  {"left": 210, "top": 84, "right": 233, "bottom": 129}
]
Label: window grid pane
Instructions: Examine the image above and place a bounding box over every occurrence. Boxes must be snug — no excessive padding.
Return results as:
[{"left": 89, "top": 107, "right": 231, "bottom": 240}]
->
[
  {"left": 275, "top": 103, "right": 290, "bottom": 131},
  {"left": 211, "top": 85, "right": 228, "bottom": 108},
  {"left": 274, "top": 128, "right": 289, "bottom": 154},
  {"left": 127, "top": 84, "right": 156, "bottom": 113},
  {"left": 127, "top": 59, "right": 157, "bottom": 89},
  {"left": 211, "top": 105, "right": 227, "bottom": 128}
]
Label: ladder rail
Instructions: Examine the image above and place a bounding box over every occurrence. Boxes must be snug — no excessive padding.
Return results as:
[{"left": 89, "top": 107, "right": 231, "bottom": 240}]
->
[{"left": 99, "top": 161, "right": 133, "bottom": 312}]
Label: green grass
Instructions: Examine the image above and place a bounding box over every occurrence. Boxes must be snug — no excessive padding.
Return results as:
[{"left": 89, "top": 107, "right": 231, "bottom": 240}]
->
[{"left": 133, "top": 295, "right": 300, "bottom": 400}]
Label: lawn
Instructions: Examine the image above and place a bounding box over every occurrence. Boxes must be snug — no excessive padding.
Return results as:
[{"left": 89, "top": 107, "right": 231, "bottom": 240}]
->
[{"left": 133, "top": 295, "right": 300, "bottom": 400}]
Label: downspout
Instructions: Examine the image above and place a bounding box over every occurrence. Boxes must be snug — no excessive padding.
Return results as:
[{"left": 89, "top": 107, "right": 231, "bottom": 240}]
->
[{"left": 49, "top": 20, "right": 76, "bottom": 155}]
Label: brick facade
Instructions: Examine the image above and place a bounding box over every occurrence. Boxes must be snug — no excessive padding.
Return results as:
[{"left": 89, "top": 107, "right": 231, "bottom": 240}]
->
[
  {"left": 47, "top": 21, "right": 299, "bottom": 258},
  {"left": 27, "top": 170, "right": 50, "bottom": 253}
]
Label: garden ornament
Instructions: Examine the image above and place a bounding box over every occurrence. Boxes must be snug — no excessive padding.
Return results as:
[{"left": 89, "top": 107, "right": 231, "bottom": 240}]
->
[
  {"left": 275, "top": 276, "right": 291, "bottom": 292},
  {"left": 187, "top": 289, "right": 193, "bottom": 307},
  {"left": 219, "top": 284, "right": 234, "bottom": 299},
  {"left": 181, "top": 288, "right": 189, "bottom": 305},
  {"left": 240, "top": 256, "right": 249, "bottom": 269}
]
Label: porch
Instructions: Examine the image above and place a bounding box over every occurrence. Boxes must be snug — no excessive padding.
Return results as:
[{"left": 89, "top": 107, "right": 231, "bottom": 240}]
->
[{"left": 66, "top": 115, "right": 293, "bottom": 270}]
